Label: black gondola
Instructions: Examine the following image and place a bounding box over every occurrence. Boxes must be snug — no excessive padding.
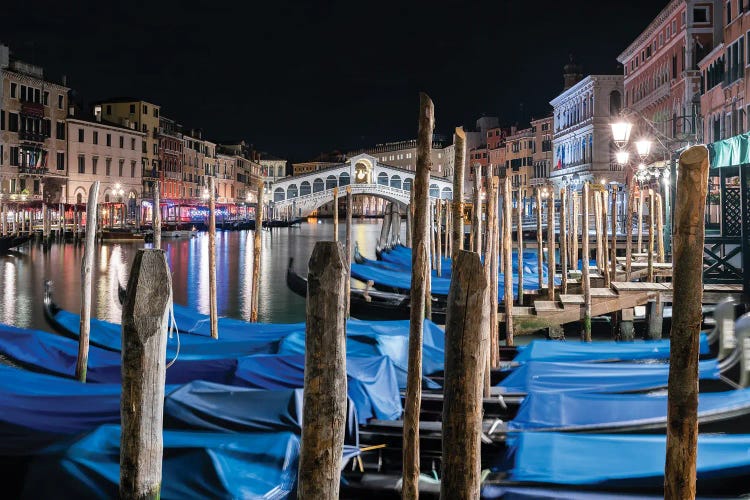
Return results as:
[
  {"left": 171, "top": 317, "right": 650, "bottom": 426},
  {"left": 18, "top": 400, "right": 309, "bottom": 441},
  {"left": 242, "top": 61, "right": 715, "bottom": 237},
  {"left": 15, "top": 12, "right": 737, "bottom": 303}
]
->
[
  {"left": 263, "top": 217, "right": 305, "bottom": 228},
  {"left": 0, "top": 234, "right": 32, "bottom": 253}
]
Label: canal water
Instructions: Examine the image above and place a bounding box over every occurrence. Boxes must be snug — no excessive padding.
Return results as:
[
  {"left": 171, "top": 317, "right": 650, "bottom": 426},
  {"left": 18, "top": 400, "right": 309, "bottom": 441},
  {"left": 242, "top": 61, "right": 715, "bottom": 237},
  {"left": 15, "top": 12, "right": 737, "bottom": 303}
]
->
[{"left": 0, "top": 219, "right": 400, "bottom": 331}]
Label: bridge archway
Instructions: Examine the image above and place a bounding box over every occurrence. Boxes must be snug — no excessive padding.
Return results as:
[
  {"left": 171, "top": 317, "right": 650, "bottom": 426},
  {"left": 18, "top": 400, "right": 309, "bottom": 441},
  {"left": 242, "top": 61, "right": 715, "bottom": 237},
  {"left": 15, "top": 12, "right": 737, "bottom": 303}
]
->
[
  {"left": 274, "top": 187, "right": 284, "bottom": 202},
  {"left": 300, "top": 181, "right": 311, "bottom": 196},
  {"left": 403, "top": 178, "right": 413, "bottom": 191},
  {"left": 377, "top": 172, "right": 388, "bottom": 185},
  {"left": 441, "top": 186, "right": 453, "bottom": 199},
  {"left": 429, "top": 183, "right": 440, "bottom": 198},
  {"left": 326, "top": 175, "right": 337, "bottom": 190},
  {"left": 390, "top": 175, "right": 402, "bottom": 190},
  {"left": 313, "top": 178, "right": 324, "bottom": 193},
  {"left": 339, "top": 172, "right": 350, "bottom": 186},
  {"left": 287, "top": 184, "right": 298, "bottom": 198}
]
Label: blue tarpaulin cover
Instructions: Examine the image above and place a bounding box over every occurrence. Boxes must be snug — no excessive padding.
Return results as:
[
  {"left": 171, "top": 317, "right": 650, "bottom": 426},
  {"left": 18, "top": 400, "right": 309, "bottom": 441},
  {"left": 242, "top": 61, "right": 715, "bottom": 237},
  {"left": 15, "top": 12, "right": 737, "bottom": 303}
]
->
[
  {"left": 498, "top": 432, "right": 750, "bottom": 488},
  {"left": 21, "top": 425, "right": 325, "bottom": 499},
  {"left": 0, "top": 324, "right": 401, "bottom": 422},
  {"left": 512, "top": 335, "right": 709, "bottom": 363},
  {"left": 0, "top": 365, "right": 360, "bottom": 454},
  {"left": 508, "top": 388, "right": 750, "bottom": 431},
  {"left": 497, "top": 359, "right": 721, "bottom": 394}
]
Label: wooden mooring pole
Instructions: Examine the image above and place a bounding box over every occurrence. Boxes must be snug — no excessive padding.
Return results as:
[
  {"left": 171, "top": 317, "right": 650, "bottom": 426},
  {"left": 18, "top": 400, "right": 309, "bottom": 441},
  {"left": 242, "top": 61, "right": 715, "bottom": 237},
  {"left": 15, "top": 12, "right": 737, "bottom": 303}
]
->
[
  {"left": 647, "top": 188, "right": 655, "bottom": 283},
  {"left": 346, "top": 186, "right": 353, "bottom": 316},
  {"left": 626, "top": 183, "right": 635, "bottom": 280},
  {"left": 483, "top": 175, "right": 498, "bottom": 392},
  {"left": 489, "top": 177, "right": 500, "bottom": 367},
  {"left": 581, "top": 182, "right": 592, "bottom": 342},
  {"left": 250, "top": 182, "right": 263, "bottom": 322},
  {"left": 406, "top": 190, "right": 413, "bottom": 248},
  {"left": 637, "top": 188, "right": 644, "bottom": 253},
  {"left": 665, "top": 145, "right": 709, "bottom": 500},
  {"left": 546, "top": 187, "right": 555, "bottom": 302},
  {"left": 119, "top": 249, "right": 171, "bottom": 500},
  {"left": 436, "top": 199, "right": 442, "bottom": 277},
  {"left": 594, "top": 189, "right": 603, "bottom": 274},
  {"left": 503, "top": 177, "right": 514, "bottom": 346},
  {"left": 472, "top": 165, "right": 482, "bottom": 254},
  {"left": 656, "top": 192, "right": 665, "bottom": 263},
  {"left": 610, "top": 187, "right": 618, "bottom": 283},
  {"left": 75, "top": 181, "right": 99, "bottom": 382},
  {"left": 379, "top": 202, "right": 391, "bottom": 249},
  {"left": 535, "top": 188, "right": 543, "bottom": 289},
  {"left": 402, "top": 92, "right": 433, "bottom": 499},
  {"left": 572, "top": 192, "right": 579, "bottom": 271},
  {"left": 516, "top": 193, "right": 524, "bottom": 304},
  {"left": 152, "top": 180, "right": 161, "bottom": 250},
  {"left": 298, "top": 241, "right": 348, "bottom": 499},
  {"left": 333, "top": 186, "right": 339, "bottom": 242},
  {"left": 1, "top": 203, "right": 6, "bottom": 236},
  {"left": 452, "top": 127, "right": 466, "bottom": 260},
  {"left": 602, "top": 189, "right": 610, "bottom": 287},
  {"left": 559, "top": 187, "right": 568, "bottom": 295},
  {"left": 208, "top": 177, "right": 218, "bottom": 339},
  {"left": 441, "top": 251, "right": 487, "bottom": 499}
]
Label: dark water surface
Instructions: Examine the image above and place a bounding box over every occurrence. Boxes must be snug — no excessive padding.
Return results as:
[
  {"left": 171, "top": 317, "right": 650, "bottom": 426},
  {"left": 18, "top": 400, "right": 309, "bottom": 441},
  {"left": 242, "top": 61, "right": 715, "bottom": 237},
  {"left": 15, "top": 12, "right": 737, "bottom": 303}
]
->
[{"left": 0, "top": 219, "right": 398, "bottom": 331}]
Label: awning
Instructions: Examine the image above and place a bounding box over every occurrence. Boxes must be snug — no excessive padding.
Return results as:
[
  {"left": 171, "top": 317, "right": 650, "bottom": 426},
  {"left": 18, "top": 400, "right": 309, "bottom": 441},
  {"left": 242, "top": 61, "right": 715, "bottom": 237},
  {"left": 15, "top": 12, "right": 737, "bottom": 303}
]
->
[{"left": 707, "top": 132, "right": 750, "bottom": 169}]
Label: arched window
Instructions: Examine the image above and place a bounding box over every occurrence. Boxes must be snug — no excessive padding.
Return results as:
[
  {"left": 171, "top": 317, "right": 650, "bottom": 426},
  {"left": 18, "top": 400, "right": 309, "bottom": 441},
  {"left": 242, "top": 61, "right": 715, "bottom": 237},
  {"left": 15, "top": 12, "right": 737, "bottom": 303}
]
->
[
  {"left": 277, "top": 166, "right": 283, "bottom": 177},
  {"left": 390, "top": 174, "right": 402, "bottom": 190},
  {"left": 313, "top": 178, "right": 324, "bottom": 192},
  {"left": 403, "top": 178, "right": 413, "bottom": 191},
  {"left": 339, "top": 171, "right": 350, "bottom": 186},
  {"left": 300, "top": 181, "right": 311, "bottom": 196},
  {"left": 274, "top": 187, "right": 285, "bottom": 202},
  {"left": 105, "top": 193, "right": 110, "bottom": 203},
  {"left": 326, "top": 175, "right": 337, "bottom": 190},
  {"left": 287, "top": 184, "right": 298, "bottom": 198},
  {"left": 377, "top": 172, "right": 389, "bottom": 185},
  {"left": 441, "top": 187, "right": 453, "bottom": 200},
  {"left": 429, "top": 184, "right": 440, "bottom": 198},
  {"left": 76, "top": 193, "right": 83, "bottom": 204}
]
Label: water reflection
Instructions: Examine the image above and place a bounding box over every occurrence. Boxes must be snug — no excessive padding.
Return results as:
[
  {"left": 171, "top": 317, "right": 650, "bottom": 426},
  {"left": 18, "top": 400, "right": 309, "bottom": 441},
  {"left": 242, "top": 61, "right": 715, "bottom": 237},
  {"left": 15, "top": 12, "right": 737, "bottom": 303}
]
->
[{"left": 0, "top": 219, "right": 394, "bottom": 332}]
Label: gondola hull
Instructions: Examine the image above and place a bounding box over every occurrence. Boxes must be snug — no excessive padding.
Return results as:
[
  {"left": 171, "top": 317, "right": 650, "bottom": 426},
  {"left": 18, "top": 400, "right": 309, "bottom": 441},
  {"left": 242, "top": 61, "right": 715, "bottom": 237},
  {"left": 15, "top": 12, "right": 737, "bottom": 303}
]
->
[{"left": 0, "top": 234, "right": 32, "bottom": 253}]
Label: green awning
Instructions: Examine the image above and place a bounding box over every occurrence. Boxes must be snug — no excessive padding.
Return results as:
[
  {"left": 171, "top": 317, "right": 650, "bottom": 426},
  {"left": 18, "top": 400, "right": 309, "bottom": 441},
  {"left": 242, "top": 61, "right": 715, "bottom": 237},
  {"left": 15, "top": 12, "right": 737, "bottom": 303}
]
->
[{"left": 708, "top": 132, "right": 750, "bottom": 169}]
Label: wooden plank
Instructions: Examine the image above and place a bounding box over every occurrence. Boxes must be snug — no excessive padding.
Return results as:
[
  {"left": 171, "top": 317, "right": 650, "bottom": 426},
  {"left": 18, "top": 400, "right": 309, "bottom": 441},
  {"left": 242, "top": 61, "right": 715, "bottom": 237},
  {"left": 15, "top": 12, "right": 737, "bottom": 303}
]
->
[
  {"left": 534, "top": 300, "right": 563, "bottom": 312},
  {"left": 590, "top": 288, "right": 618, "bottom": 297},
  {"left": 559, "top": 294, "right": 585, "bottom": 304}
]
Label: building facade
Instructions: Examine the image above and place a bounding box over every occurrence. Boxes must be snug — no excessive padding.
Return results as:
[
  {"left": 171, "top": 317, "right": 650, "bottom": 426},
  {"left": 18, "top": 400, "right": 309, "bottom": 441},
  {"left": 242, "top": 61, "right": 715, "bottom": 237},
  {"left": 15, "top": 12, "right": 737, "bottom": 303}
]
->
[
  {"left": 618, "top": 0, "right": 722, "bottom": 143},
  {"left": 699, "top": 0, "right": 750, "bottom": 143},
  {"left": 65, "top": 116, "right": 145, "bottom": 221},
  {"left": 0, "top": 45, "right": 69, "bottom": 204},
  {"left": 504, "top": 126, "right": 534, "bottom": 214},
  {"left": 158, "top": 116, "right": 184, "bottom": 202},
  {"left": 530, "top": 116, "right": 554, "bottom": 188},
  {"left": 259, "top": 153, "right": 287, "bottom": 192},
  {"left": 550, "top": 74, "right": 625, "bottom": 188}
]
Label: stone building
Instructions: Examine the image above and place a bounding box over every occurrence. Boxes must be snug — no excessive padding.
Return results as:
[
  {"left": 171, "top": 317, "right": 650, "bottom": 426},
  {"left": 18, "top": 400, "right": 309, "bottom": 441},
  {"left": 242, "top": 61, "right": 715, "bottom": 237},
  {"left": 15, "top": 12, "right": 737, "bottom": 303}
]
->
[
  {"left": 158, "top": 116, "right": 184, "bottom": 202},
  {"left": 0, "top": 44, "right": 69, "bottom": 203},
  {"left": 530, "top": 115, "right": 554, "bottom": 189},
  {"left": 65, "top": 113, "right": 145, "bottom": 222}
]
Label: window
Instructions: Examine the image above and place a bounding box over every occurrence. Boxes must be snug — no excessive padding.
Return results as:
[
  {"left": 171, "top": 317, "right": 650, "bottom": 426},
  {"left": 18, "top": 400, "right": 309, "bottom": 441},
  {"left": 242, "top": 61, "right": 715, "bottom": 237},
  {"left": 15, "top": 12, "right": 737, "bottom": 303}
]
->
[
  {"left": 0, "top": 110, "right": 4, "bottom": 130},
  {"left": 129, "top": 104, "right": 135, "bottom": 113},
  {"left": 78, "top": 156, "right": 85, "bottom": 174},
  {"left": 10, "top": 82, "right": 17, "bottom": 98},
  {"left": 56, "top": 121, "right": 65, "bottom": 139},
  {"left": 20, "top": 85, "right": 26, "bottom": 102},
  {"left": 131, "top": 138, "right": 136, "bottom": 150},
  {"left": 728, "top": 1, "right": 733, "bottom": 25},
  {"left": 106, "top": 133, "right": 111, "bottom": 146},
  {"left": 142, "top": 124, "right": 147, "bottom": 133},
  {"left": 153, "top": 108, "right": 159, "bottom": 118},
  {"left": 694, "top": 6, "right": 709, "bottom": 23},
  {"left": 660, "top": 33, "right": 664, "bottom": 47},
  {"left": 0, "top": 145, "right": 3, "bottom": 165},
  {"left": 92, "top": 157, "right": 98, "bottom": 175},
  {"left": 153, "top": 144, "right": 158, "bottom": 155},
  {"left": 131, "top": 161, "right": 136, "bottom": 178},
  {"left": 142, "top": 141, "right": 147, "bottom": 154},
  {"left": 119, "top": 159, "right": 124, "bottom": 177},
  {"left": 56, "top": 152, "right": 65, "bottom": 171},
  {"left": 8, "top": 113, "right": 18, "bottom": 132},
  {"left": 119, "top": 136, "right": 124, "bottom": 148},
  {"left": 106, "top": 158, "right": 112, "bottom": 176},
  {"left": 10, "top": 147, "right": 19, "bottom": 166},
  {"left": 43, "top": 91, "right": 49, "bottom": 106},
  {"left": 143, "top": 105, "right": 148, "bottom": 114},
  {"left": 57, "top": 94, "right": 63, "bottom": 110},
  {"left": 106, "top": 105, "right": 112, "bottom": 115},
  {"left": 672, "top": 20, "right": 677, "bottom": 34},
  {"left": 93, "top": 131, "right": 98, "bottom": 145}
]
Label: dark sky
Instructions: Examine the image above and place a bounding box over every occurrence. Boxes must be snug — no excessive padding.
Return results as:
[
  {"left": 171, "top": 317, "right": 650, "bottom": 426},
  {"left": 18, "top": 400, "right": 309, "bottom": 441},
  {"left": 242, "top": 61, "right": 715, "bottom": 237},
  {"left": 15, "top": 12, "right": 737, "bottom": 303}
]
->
[{"left": 3, "top": 0, "right": 666, "bottom": 162}]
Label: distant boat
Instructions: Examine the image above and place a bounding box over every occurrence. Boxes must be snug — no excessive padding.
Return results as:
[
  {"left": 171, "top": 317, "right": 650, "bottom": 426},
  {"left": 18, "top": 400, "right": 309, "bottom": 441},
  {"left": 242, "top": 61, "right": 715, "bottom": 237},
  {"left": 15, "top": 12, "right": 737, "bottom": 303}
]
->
[
  {"left": 263, "top": 217, "right": 305, "bottom": 228},
  {"left": 99, "top": 228, "right": 145, "bottom": 242},
  {"left": 0, "top": 234, "right": 32, "bottom": 253}
]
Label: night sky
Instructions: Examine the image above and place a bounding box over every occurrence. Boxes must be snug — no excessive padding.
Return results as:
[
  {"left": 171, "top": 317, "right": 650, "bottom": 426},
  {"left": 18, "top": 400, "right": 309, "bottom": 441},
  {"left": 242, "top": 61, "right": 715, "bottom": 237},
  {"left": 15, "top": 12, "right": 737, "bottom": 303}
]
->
[{"left": 3, "top": 0, "right": 666, "bottom": 162}]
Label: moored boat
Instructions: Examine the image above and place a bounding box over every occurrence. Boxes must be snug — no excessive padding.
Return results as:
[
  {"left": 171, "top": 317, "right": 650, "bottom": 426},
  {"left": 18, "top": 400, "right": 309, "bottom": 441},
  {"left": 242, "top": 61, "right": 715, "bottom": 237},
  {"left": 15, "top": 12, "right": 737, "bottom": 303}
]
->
[{"left": 0, "top": 234, "right": 32, "bottom": 253}]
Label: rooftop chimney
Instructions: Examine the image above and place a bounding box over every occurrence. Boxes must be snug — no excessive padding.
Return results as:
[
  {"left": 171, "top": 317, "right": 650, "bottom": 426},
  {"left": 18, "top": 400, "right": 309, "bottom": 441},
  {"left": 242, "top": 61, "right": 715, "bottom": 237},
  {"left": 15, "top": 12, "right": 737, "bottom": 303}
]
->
[{"left": 563, "top": 54, "right": 583, "bottom": 91}]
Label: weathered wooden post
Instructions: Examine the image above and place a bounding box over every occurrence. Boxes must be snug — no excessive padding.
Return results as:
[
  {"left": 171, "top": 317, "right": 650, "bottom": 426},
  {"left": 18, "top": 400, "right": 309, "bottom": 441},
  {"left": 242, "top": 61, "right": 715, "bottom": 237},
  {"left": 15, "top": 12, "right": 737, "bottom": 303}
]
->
[
  {"left": 647, "top": 188, "right": 655, "bottom": 282},
  {"left": 406, "top": 189, "right": 413, "bottom": 248},
  {"left": 73, "top": 204, "right": 78, "bottom": 240},
  {"left": 207, "top": 177, "right": 218, "bottom": 339},
  {"left": 430, "top": 202, "right": 437, "bottom": 269},
  {"left": 503, "top": 177, "right": 514, "bottom": 346},
  {"left": 332, "top": 186, "right": 339, "bottom": 242},
  {"left": 391, "top": 203, "right": 402, "bottom": 248},
  {"left": 436, "top": 199, "right": 443, "bottom": 277},
  {"left": 637, "top": 188, "right": 645, "bottom": 253},
  {"left": 489, "top": 177, "right": 500, "bottom": 368},
  {"left": 298, "top": 241, "right": 348, "bottom": 500},
  {"left": 75, "top": 181, "right": 100, "bottom": 382},
  {"left": 602, "top": 190, "right": 610, "bottom": 287},
  {"left": 535, "top": 188, "right": 543, "bottom": 289},
  {"left": 152, "top": 181, "right": 161, "bottom": 250},
  {"left": 546, "top": 187, "right": 556, "bottom": 301},
  {"left": 1, "top": 203, "right": 6, "bottom": 236},
  {"left": 559, "top": 187, "right": 568, "bottom": 295},
  {"left": 483, "top": 175, "right": 498, "bottom": 392},
  {"left": 610, "top": 186, "right": 618, "bottom": 283},
  {"left": 656, "top": 192, "right": 665, "bottom": 263},
  {"left": 581, "top": 182, "right": 592, "bottom": 342},
  {"left": 402, "top": 92, "right": 433, "bottom": 500},
  {"left": 444, "top": 202, "right": 451, "bottom": 257},
  {"left": 119, "top": 249, "right": 171, "bottom": 500},
  {"left": 516, "top": 193, "right": 524, "bottom": 304},
  {"left": 250, "top": 182, "right": 263, "bottom": 322},
  {"left": 345, "top": 185, "right": 353, "bottom": 315},
  {"left": 452, "top": 127, "right": 466, "bottom": 260},
  {"left": 665, "top": 145, "right": 709, "bottom": 500},
  {"left": 379, "top": 202, "right": 392, "bottom": 249},
  {"left": 625, "top": 183, "right": 635, "bottom": 280},
  {"left": 472, "top": 165, "right": 482, "bottom": 254},
  {"left": 593, "top": 189, "right": 603, "bottom": 274},
  {"left": 441, "top": 251, "right": 488, "bottom": 500}
]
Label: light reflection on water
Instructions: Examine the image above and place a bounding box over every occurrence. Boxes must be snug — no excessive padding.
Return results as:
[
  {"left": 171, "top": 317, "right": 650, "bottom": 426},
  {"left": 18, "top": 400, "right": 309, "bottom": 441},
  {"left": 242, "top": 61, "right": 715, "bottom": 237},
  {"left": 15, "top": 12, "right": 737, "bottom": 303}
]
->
[{"left": 0, "top": 219, "right": 394, "bottom": 332}]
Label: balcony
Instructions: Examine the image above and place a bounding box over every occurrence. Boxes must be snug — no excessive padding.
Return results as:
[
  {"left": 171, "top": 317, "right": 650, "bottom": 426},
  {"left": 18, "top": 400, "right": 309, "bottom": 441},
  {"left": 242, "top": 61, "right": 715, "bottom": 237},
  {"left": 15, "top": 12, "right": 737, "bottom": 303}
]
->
[
  {"left": 18, "top": 166, "right": 50, "bottom": 176},
  {"left": 20, "top": 102, "right": 45, "bottom": 118},
  {"left": 19, "top": 130, "right": 47, "bottom": 142}
]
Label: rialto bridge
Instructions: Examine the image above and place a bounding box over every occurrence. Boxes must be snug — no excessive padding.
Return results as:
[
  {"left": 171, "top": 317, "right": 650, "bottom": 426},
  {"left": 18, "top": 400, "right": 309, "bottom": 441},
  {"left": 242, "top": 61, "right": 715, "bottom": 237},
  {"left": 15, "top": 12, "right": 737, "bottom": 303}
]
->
[{"left": 269, "top": 153, "right": 453, "bottom": 217}]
